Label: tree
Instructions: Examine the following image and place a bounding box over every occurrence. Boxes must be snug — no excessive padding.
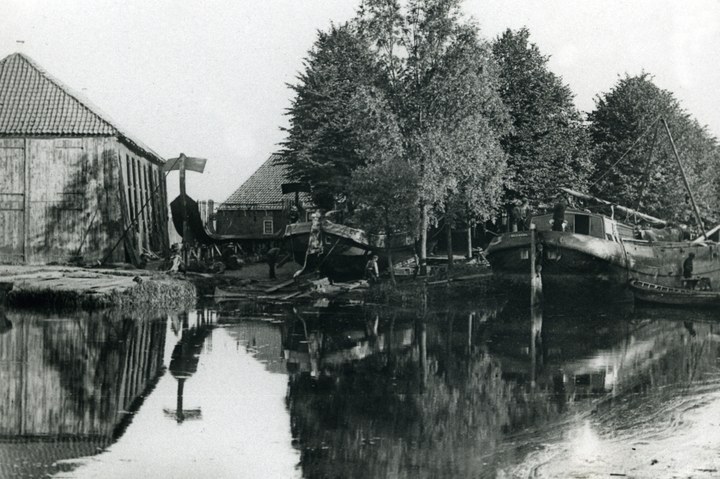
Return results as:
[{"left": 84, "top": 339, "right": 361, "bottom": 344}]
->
[
  {"left": 283, "top": 0, "right": 511, "bottom": 275},
  {"left": 348, "top": 86, "right": 418, "bottom": 284},
  {"left": 588, "top": 73, "right": 720, "bottom": 225},
  {"left": 281, "top": 24, "right": 385, "bottom": 210},
  {"left": 492, "top": 28, "right": 592, "bottom": 209},
  {"left": 358, "top": 0, "right": 510, "bottom": 272}
]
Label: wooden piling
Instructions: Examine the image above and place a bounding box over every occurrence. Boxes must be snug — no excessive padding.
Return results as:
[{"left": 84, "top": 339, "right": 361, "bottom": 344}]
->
[{"left": 529, "top": 223, "right": 542, "bottom": 304}]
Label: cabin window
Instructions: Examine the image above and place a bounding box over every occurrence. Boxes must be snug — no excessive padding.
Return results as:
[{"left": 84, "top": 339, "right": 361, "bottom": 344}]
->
[
  {"left": 574, "top": 215, "right": 590, "bottom": 235},
  {"left": 263, "top": 219, "right": 274, "bottom": 235}
]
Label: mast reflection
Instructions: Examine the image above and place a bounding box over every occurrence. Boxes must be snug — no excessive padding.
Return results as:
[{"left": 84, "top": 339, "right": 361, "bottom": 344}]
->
[{"left": 165, "top": 310, "right": 215, "bottom": 423}]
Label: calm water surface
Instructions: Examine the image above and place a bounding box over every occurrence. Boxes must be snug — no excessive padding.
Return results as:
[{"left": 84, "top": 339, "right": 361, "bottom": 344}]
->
[{"left": 2, "top": 291, "right": 720, "bottom": 478}]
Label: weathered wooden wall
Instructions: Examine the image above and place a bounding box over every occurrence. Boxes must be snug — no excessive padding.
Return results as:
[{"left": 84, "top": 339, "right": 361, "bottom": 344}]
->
[
  {"left": 0, "top": 136, "right": 168, "bottom": 264},
  {"left": 0, "top": 310, "right": 166, "bottom": 438},
  {"left": 116, "top": 141, "right": 169, "bottom": 261},
  {"left": 0, "top": 139, "right": 25, "bottom": 263}
]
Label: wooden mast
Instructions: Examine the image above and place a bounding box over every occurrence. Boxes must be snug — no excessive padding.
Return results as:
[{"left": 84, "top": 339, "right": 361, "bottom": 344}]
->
[
  {"left": 178, "top": 153, "right": 190, "bottom": 266},
  {"left": 661, "top": 119, "right": 707, "bottom": 239}
]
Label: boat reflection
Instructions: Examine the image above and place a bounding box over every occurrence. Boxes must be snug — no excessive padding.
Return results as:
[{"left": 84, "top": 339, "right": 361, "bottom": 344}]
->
[{"left": 285, "top": 297, "right": 720, "bottom": 478}]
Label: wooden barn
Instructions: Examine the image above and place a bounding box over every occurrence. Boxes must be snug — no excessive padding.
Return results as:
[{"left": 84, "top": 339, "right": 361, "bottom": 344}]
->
[
  {"left": 216, "top": 153, "right": 310, "bottom": 252},
  {"left": 0, "top": 53, "right": 168, "bottom": 264}
]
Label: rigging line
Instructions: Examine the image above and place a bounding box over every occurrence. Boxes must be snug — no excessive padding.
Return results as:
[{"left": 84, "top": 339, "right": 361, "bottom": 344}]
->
[{"left": 589, "top": 116, "right": 662, "bottom": 189}]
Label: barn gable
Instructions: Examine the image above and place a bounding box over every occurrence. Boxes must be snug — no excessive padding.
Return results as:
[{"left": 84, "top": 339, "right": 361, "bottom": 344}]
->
[{"left": 0, "top": 52, "right": 163, "bottom": 164}]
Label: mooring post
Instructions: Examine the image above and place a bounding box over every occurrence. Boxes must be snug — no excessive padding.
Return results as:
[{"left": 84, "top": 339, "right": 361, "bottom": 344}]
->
[{"left": 529, "top": 223, "right": 542, "bottom": 305}]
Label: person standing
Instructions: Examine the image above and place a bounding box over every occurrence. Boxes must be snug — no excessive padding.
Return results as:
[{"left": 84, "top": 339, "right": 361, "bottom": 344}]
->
[
  {"left": 552, "top": 196, "right": 567, "bottom": 232},
  {"left": 518, "top": 198, "right": 530, "bottom": 231},
  {"left": 365, "top": 255, "right": 380, "bottom": 284},
  {"left": 683, "top": 253, "right": 695, "bottom": 279},
  {"left": 510, "top": 202, "right": 521, "bottom": 232},
  {"left": 266, "top": 245, "right": 281, "bottom": 280}
]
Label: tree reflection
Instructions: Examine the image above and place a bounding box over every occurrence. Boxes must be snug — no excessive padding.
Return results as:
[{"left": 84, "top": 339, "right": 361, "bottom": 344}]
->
[{"left": 286, "top": 298, "right": 720, "bottom": 478}]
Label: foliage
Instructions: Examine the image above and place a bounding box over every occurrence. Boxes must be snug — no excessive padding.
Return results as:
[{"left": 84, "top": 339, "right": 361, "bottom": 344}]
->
[
  {"left": 348, "top": 86, "right": 418, "bottom": 237},
  {"left": 359, "top": 0, "right": 511, "bottom": 233},
  {"left": 492, "top": 28, "right": 592, "bottom": 204},
  {"left": 588, "top": 73, "right": 720, "bottom": 224},
  {"left": 283, "top": 0, "right": 511, "bottom": 264},
  {"left": 280, "top": 24, "right": 385, "bottom": 210}
]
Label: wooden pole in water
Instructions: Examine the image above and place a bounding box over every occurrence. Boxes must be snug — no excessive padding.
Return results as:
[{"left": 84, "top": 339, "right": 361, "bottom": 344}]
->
[
  {"left": 529, "top": 223, "right": 542, "bottom": 304},
  {"left": 661, "top": 119, "right": 707, "bottom": 239},
  {"left": 466, "top": 219, "right": 473, "bottom": 259}
]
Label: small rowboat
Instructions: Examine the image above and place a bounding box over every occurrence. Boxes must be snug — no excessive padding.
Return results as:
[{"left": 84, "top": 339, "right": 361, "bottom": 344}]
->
[{"left": 629, "top": 280, "right": 720, "bottom": 307}]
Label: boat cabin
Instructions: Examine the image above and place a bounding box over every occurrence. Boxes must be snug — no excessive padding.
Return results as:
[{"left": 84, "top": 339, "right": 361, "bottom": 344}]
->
[{"left": 530, "top": 210, "right": 635, "bottom": 242}]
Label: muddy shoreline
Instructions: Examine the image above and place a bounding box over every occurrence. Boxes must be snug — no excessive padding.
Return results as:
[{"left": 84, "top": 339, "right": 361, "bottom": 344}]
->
[{"left": 0, "top": 261, "right": 498, "bottom": 311}]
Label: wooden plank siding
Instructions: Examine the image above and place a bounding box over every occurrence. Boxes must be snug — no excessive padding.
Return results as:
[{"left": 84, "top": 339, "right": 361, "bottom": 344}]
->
[
  {"left": 0, "top": 136, "right": 167, "bottom": 265},
  {"left": 116, "top": 142, "right": 167, "bottom": 260},
  {"left": 0, "top": 139, "right": 25, "bottom": 263},
  {"left": 0, "top": 310, "right": 167, "bottom": 439}
]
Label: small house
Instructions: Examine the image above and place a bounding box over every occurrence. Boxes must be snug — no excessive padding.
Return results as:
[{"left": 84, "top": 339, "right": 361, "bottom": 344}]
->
[
  {"left": 0, "top": 53, "right": 169, "bottom": 264},
  {"left": 216, "top": 153, "right": 310, "bottom": 252}
]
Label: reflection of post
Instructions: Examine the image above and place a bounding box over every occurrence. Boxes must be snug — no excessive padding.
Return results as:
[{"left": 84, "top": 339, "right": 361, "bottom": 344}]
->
[
  {"left": 530, "top": 304, "right": 543, "bottom": 388},
  {"left": 529, "top": 224, "right": 542, "bottom": 305},
  {"left": 165, "top": 318, "right": 209, "bottom": 423},
  {"left": 467, "top": 312, "right": 474, "bottom": 354},
  {"left": 419, "top": 317, "right": 427, "bottom": 392},
  {"left": 176, "top": 378, "right": 186, "bottom": 422}
]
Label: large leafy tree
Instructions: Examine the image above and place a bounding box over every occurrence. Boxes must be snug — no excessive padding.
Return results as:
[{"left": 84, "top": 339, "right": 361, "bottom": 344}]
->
[
  {"left": 281, "top": 24, "right": 385, "bottom": 210},
  {"left": 588, "top": 73, "right": 720, "bottom": 225},
  {"left": 492, "top": 28, "right": 592, "bottom": 205},
  {"left": 358, "top": 0, "right": 510, "bottom": 270},
  {"left": 283, "top": 0, "right": 511, "bottom": 273},
  {"left": 348, "top": 86, "right": 418, "bottom": 284}
]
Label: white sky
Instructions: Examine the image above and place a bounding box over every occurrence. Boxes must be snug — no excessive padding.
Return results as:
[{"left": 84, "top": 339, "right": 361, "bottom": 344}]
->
[{"left": 4, "top": 0, "right": 720, "bottom": 202}]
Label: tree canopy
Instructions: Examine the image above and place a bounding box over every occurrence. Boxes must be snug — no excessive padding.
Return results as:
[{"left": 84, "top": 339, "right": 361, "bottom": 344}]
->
[
  {"left": 491, "top": 28, "right": 592, "bottom": 204},
  {"left": 280, "top": 24, "right": 385, "bottom": 210},
  {"left": 588, "top": 73, "right": 720, "bottom": 224},
  {"left": 282, "top": 0, "right": 511, "bottom": 265}
]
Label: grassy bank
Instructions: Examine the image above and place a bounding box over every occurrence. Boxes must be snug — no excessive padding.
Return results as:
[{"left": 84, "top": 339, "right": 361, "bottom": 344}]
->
[{"left": 1, "top": 266, "right": 197, "bottom": 311}]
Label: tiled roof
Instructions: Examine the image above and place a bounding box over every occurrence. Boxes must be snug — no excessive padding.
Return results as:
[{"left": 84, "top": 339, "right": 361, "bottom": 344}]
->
[
  {"left": 220, "top": 153, "right": 310, "bottom": 210},
  {"left": 0, "top": 52, "right": 164, "bottom": 163}
]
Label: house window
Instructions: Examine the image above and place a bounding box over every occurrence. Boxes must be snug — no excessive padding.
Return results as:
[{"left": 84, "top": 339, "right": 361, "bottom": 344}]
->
[{"left": 263, "top": 219, "right": 274, "bottom": 235}]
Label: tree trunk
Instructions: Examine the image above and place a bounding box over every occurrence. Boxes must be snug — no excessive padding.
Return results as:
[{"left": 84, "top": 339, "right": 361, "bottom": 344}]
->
[
  {"left": 466, "top": 218, "right": 473, "bottom": 259},
  {"left": 419, "top": 204, "right": 428, "bottom": 276},
  {"left": 384, "top": 215, "right": 397, "bottom": 286},
  {"left": 446, "top": 218, "right": 453, "bottom": 270}
]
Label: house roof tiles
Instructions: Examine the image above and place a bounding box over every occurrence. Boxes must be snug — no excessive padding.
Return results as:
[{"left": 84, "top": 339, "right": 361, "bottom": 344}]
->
[
  {"left": 0, "top": 52, "right": 164, "bottom": 163},
  {"left": 220, "top": 153, "right": 310, "bottom": 210}
]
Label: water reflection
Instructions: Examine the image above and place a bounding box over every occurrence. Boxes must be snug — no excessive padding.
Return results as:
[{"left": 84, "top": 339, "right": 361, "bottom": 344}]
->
[
  {"left": 0, "top": 308, "right": 167, "bottom": 478},
  {"left": 3, "top": 293, "right": 720, "bottom": 478},
  {"left": 285, "top": 298, "right": 720, "bottom": 478},
  {"left": 165, "top": 312, "right": 214, "bottom": 423}
]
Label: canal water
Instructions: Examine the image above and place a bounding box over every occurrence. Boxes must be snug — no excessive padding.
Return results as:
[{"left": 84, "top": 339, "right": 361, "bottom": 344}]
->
[{"left": 2, "top": 291, "right": 720, "bottom": 478}]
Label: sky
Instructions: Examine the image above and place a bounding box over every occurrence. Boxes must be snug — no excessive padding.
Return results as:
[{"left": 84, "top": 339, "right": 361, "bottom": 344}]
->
[{"left": 4, "top": 0, "right": 720, "bottom": 202}]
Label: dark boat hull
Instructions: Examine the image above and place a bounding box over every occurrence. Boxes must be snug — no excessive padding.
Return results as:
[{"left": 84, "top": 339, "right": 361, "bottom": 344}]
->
[
  {"left": 486, "top": 231, "right": 628, "bottom": 288},
  {"left": 487, "top": 230, "right": 720, "bottom": 294}
]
